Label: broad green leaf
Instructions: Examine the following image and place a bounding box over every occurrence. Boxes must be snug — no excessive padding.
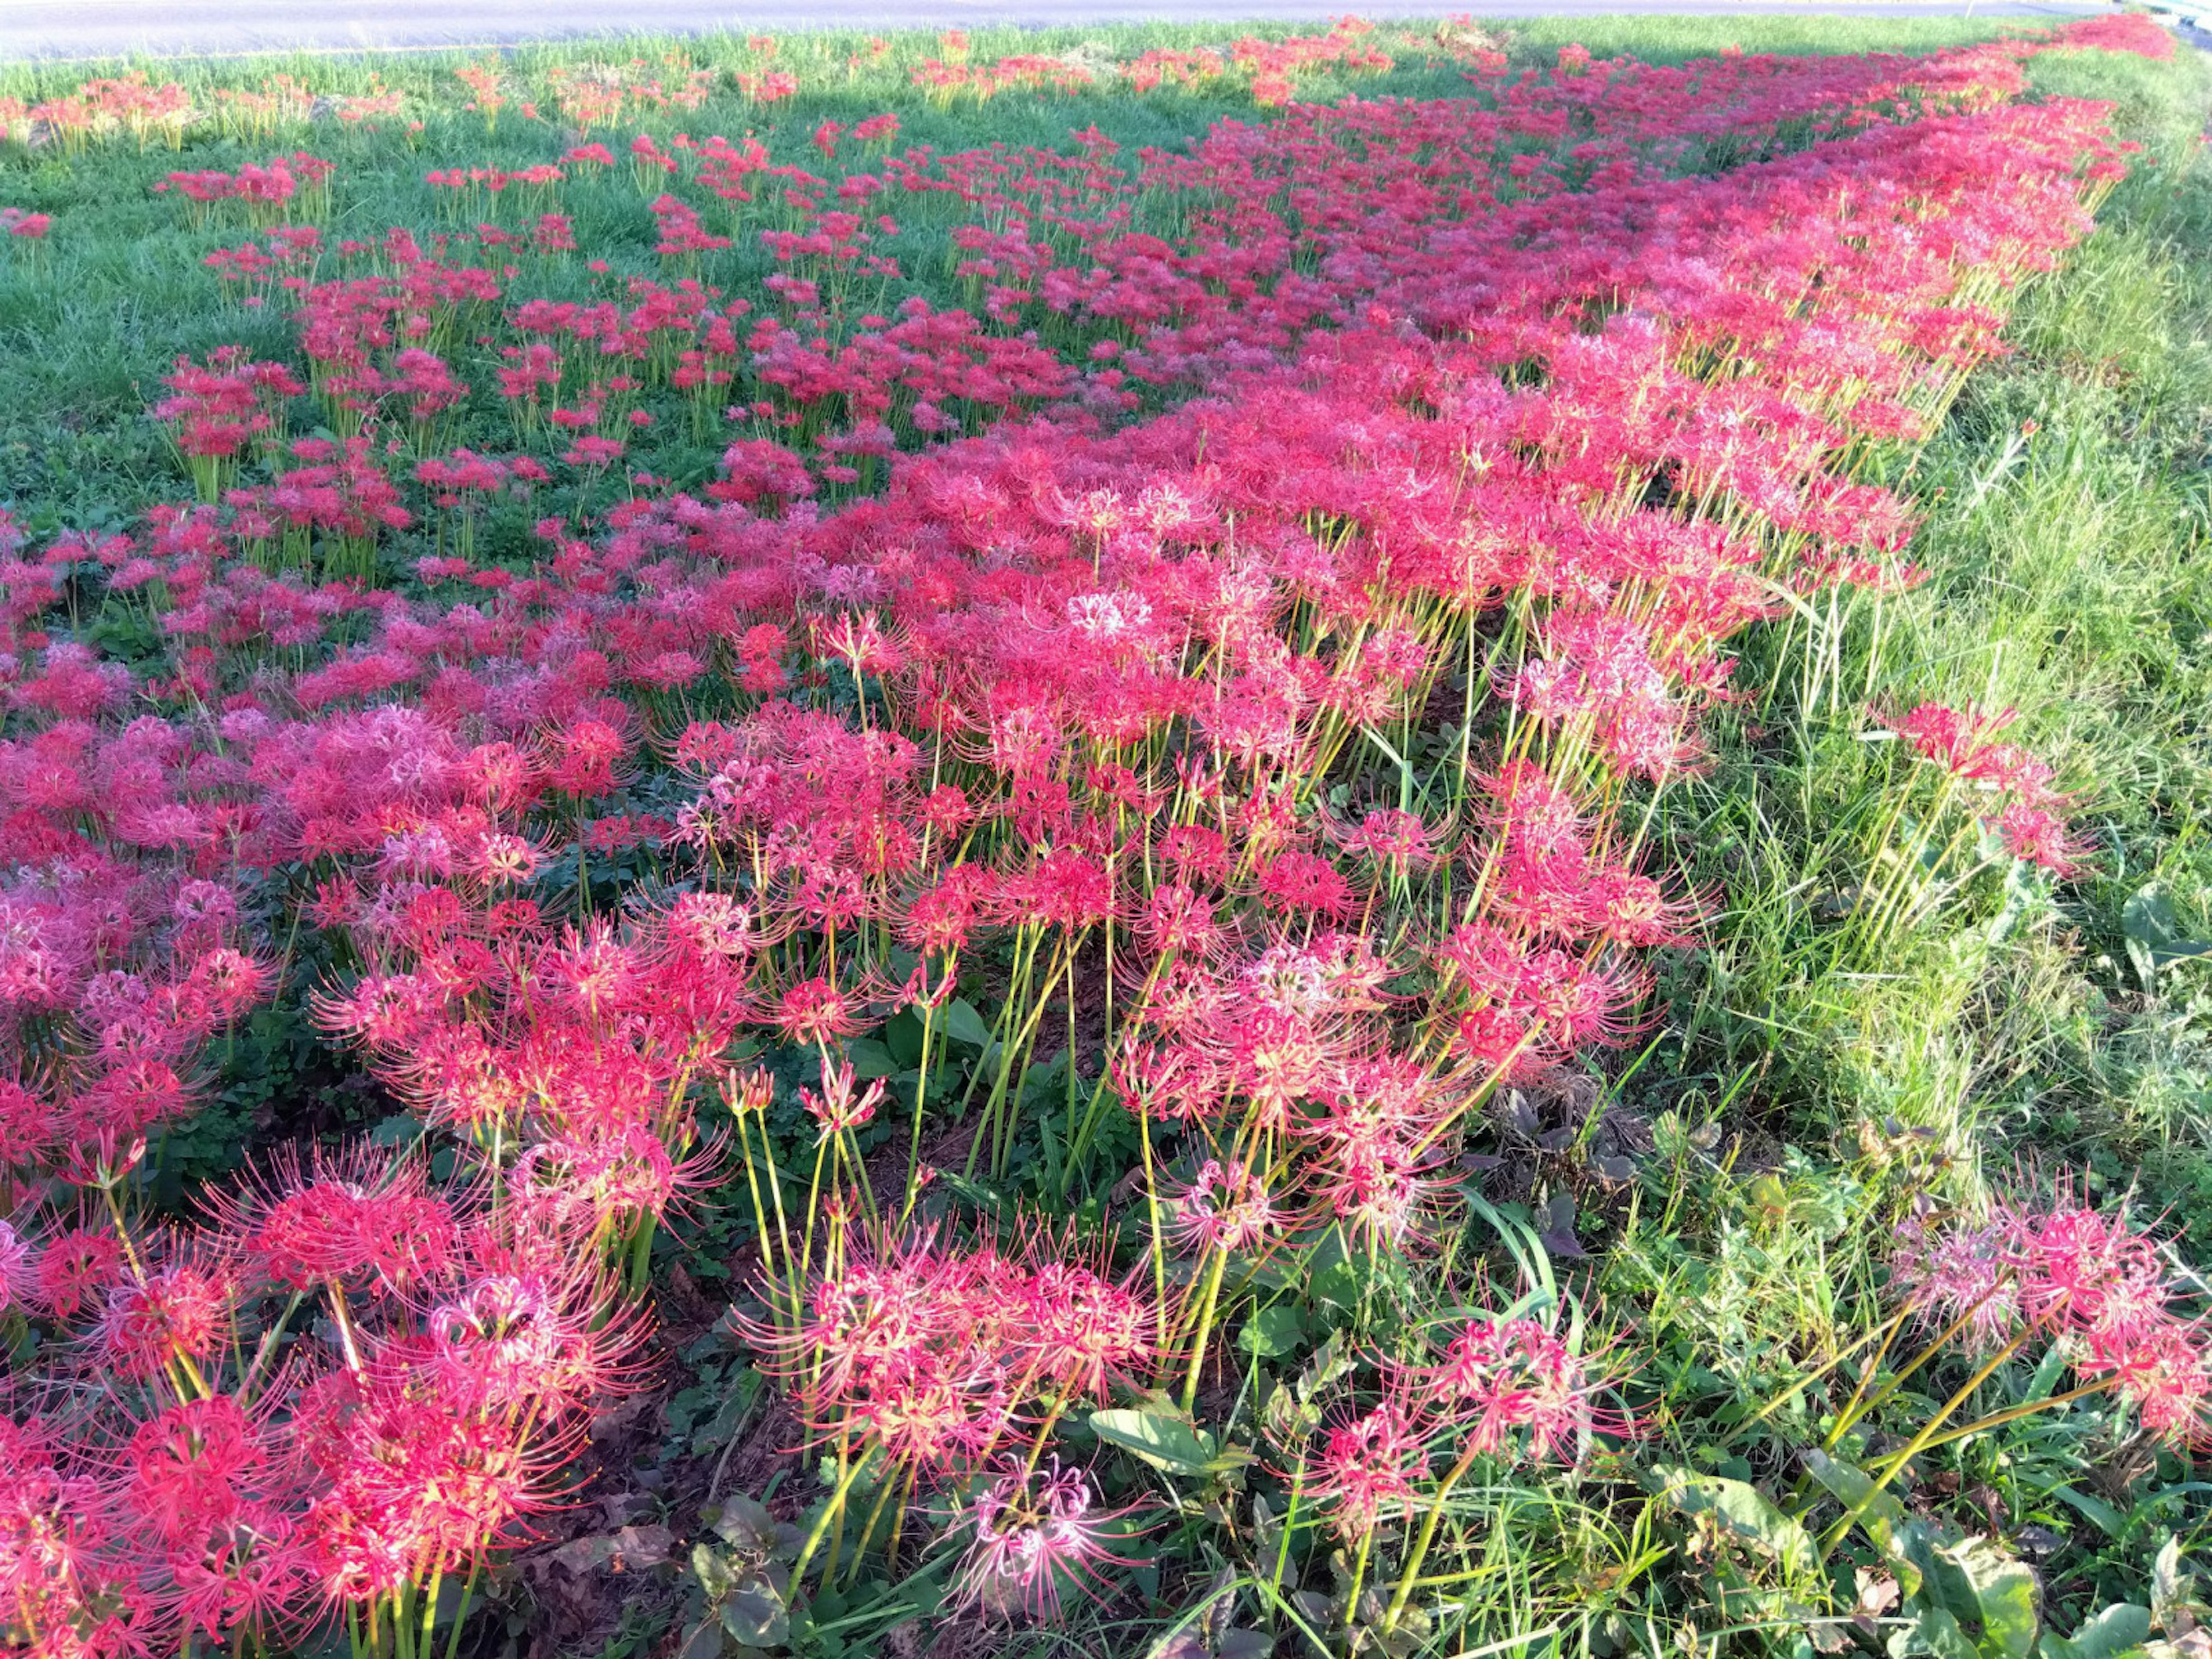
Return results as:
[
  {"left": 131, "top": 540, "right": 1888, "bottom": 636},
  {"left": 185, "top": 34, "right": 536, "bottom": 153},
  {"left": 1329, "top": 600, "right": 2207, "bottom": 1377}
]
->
[
  {"left": 2123, "top": 887, "right": 2212, "bottom": 988},
  {"left": 1297, "top": 1334, "right": 1353, "bottom": 1401},
  {"left": 884, "top": 1009, "right": 925, "bottom": 1067},
  {"left": 1801, "top": 1449, "right": 1905, "bottom": 1525},
  {"left": 1934, "top": 1535, "right": 2037, "bottom": 1659},
  {"left": 2151, "top": 1536, "right": 2198, "bottom": 1637},
  {"left": 941, "top": 998, "right": 993, "bottom": 1048},
  {"left": 1310, "top": 1259, "right": 1363, "bottom": 1315},
  {"left": 713, "top": 1493, "right": 799, "bottom": 1558},
  {"left": 1900, "top": 1604, "right": 1982, "bottom": 1659},
  {"left": 2043, "top": 1604, "right": 2151, "bottom": 1659},
  {"left": 1986, "top": 855, "right": 2045, "bottom": 945},
  {"left": 1647, "top": 1464, "right": 1817, "bottom": 1578},
  {"left": 1206, "top": 1441, "right": 1259, "bottom": 1476},
  {"left": 690, "top": 1540, "right": 734, "bottom": 1601},
  {"left": 1090, "top": 1408, "right": 1215, "bottom": 1476},
  {"left": 2051, "top": 1483, "right": 2127, "bottom": 1540},
  {"left": 720, "top": 1580, "right": 789, "bottom": 1646},
  {"left": 1238, "top": 1304, "right": 1308, "bottom": 1358},
  {"left": 846, "top": 1037, "right": 895, "bottom": 1080},
  {"left": 1808, "top": 1454, "right": 2040, "bottom": 1658},
  {"left": 1802, "top": 1450, "right": 1933, "bottom": 1599}
]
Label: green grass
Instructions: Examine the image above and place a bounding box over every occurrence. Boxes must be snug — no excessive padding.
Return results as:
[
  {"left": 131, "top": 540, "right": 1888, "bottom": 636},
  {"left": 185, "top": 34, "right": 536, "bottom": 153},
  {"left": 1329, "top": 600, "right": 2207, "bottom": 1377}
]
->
[
  {"left": 2, "top": 16, "right": 2210, "bottom": 1658},
  {"left": 1610, "top": 33, "right": 2212, "bottom": 1642},
  {"left": 0, "top": 17, "right": 2039, "bottom": 534},
  {"left": 0, "top": 29, "right": 1476, "bottom": 532}
]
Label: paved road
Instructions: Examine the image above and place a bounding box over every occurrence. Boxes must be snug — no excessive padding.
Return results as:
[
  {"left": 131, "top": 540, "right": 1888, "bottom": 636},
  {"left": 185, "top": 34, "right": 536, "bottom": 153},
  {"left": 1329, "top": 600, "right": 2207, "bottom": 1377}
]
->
[{"left": 0, "top": 0, "right": 2113, "bottom": 63}]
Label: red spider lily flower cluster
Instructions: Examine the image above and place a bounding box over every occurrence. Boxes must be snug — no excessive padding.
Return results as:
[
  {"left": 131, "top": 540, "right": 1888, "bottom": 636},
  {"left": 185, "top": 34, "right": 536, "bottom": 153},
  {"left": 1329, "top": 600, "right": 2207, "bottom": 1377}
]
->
[
  {"left": 154, "top": 348, "right": 307, "bottom": 499},
  {"left": 1893, "top": 1192, "right": 2212, "bottom": 1444},
  {"left": 153, "top": 152, "right": 334, "bottom": 227},
  {"left": 0, "top": 71, "right": 395, "bottom": 155},
  {"left": 0, "top": 836, "right": 264, "bottom": 1200},
  {"left": 743, "top": 1231, "right": 1152, "bottom": 1486},
  {"left": 949, "top": 1456, "right": 1141, "bottom": 1619},
  {"left": 1404, "top": 1312, "right": 1617, "bottom": 1463},
  {"left": 0, "top": 18, "right": 2171, "bottom": 1638},
  {"left": 1879, "top": 700, "right": 2089, "bottom": 874},
  {"left": 0, "top": 1143, "right": 637, "bottom": 1656},
  {"left": 200, "top": 224, "right": 321, "bottom": 309},
  {"left": 1296, "top": 1306, "right": 1619, "bottom": 1546},
  {"left": 317, "top": 897, "right": 738, "bottom": 1268},
  {"left": 2045, "top": 12, "right": 2177, "bottom": 59},
  {"left": 0, "top": 73, "right": 195, "bottom": 153},
  {"left": 18, "top": 17, "right": 2042, "bottom": 160},
  {"left": 541, "top": 57, "right": 722, "bottom": 132}
]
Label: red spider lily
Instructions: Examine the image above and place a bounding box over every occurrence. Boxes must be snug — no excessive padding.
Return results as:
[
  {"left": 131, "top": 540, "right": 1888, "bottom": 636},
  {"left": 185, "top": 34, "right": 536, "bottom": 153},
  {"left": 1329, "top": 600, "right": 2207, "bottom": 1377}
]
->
[
  {"left": 1886, "top": 700, "right": 2022, "bottom": 778},
  {"left": 740, "top": 1229, "right": 1150, "bottom": 1486},
  {"left": 2047, "top": 13, "right": 2176, "bottom": 58},
  {"left": 1305, "top": 1400, "right": 1429, "bottom": 1543},
  {"left": 948, "top": 1457, "right": 1145, "bottom": 1620},
  {"left": 154, "top": 151, "right": 332, "bottom": 226},
  {"left": 801, "top": 1052, "right": 886, "bottom": 1138},
  {"left": 1889, "top": 1191, "right": 2212, "bottom": 1445},
  {"left": 197, "top": 1142, "right": 460, "bottom": 1295},
  {"left": 93, "top": 1255, "right": 233, "bottom": 1384},
  {"left": 1009, "top": 1233, "right": 1157, "bottom": 1403},
  {"left": 1169, "top": 1159, "right": 1283, "bottom": 1255},
  {"left": 1407, "top": 1313, "right": 1617, "bottom": 1461},
  {"left": 1863, "top": 700, "right": 2091, "bottom": 892},
  {"left": 0, "top": 1142, "right": 637, "bottom": 1656},
  {"left": 769, "top": 974, "right": 881, "bottom": 1047},
  {"left": 0, "top": 26, "right": 2170, "bottom": 1642},
  {"left": 1997, "top": 798, "right": 2090, "bottom": 876},
  {"left": 153, "top": 347, "right": 304, "bottom": 499}
]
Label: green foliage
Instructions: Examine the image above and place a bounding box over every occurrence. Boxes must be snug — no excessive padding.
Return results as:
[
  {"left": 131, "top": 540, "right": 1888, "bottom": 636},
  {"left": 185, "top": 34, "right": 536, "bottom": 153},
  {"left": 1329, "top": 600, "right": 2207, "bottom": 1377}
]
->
[{"left": 1601, "top": 32, "right": 2212, "bottom": 1658}]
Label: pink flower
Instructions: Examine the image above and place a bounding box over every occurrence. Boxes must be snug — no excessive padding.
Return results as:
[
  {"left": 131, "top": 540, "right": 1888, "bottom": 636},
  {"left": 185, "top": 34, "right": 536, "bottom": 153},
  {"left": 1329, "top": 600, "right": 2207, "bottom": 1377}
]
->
[
  {"left": 1414, "top": 1315, "right": 1609, "bottom": 1461},
  {"left": 952, "top": 1459, "right": 1138, "bottom": 1620},
  {"left": 95, "top": 1259, "right": 231, "bottom": 1381},
  {"left": 1307, "top": 1402, "right": 1426, "bottom": 1542},
  {"left": 800, "top": 1054, "right": 886, "bottom": 1138},
  {"left": 0, "top": 1221, "right": 33, "bottom": 1312}
]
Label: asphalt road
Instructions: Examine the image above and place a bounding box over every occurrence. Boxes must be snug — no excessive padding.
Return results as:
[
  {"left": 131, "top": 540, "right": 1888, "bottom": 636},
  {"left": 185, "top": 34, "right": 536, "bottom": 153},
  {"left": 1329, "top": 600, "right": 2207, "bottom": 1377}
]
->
[{"left": 0, "top": 0, "right": 2113, "bottom": 63}]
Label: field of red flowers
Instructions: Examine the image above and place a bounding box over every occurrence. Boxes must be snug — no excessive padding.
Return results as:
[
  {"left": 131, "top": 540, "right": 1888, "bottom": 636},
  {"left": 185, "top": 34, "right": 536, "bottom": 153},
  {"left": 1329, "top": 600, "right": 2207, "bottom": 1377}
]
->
[{"left": 0, "top": 14, "right": 2207, "bottom": 1659}]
